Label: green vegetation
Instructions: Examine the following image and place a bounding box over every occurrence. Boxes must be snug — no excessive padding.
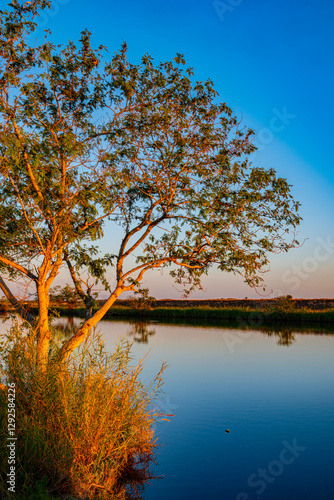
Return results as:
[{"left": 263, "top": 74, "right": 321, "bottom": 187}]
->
[
  {"left": 264, "top": 294, "right": 296, "bottom": 315},
  {"left": 0, "top": 0, "right": 302, "bottom": 496},
  {"left": 13, "top": 301, "right": 333, "bottom": 327},
  {"left": 3, "top": 293, "right": 332, "bottom": 326},
  {"left": 126, "top": 288, "right": 157, "bottom": 311},
  {"left": 98, "top": 295, "right": 334, "bottom": 326},
  {"left": 0, "top": 0, "right": 301, "bottom": 368},
  {"left": 104, "top": 305, "right": 334, "bottom": 325},
  {"left": 0, "top": 325, "right": 165, "bottom": 499}
]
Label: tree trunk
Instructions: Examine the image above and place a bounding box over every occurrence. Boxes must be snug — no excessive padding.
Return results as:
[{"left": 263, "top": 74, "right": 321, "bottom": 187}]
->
[
  {"left": 59, "top": 287, "right": 123, "bottom": 362},
  {"left": 0, "top": 275, "right": 36, "bottom": 326},
  {"left": 36, "top": 284, "right": 51, "bottom": 369}
]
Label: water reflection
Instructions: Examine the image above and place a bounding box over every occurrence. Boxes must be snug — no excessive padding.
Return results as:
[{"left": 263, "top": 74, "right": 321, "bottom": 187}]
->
[
  {"left": 51, "top": 316, "right": 78, "bottom": 339},
  {"left": 3, "top": 314, "right": 334, "bottom": 354},
  {"left": 258, "top": 324, "right": 334, "bottom": 346},
  {"left": 122, "top": 317, "right": 334, "bottom": 347},
  {"left": 127, "top": 321, "right": 156, "bottom": 344},
  {"left": 52, "top": 318, "right": 158, "bottom": 345},
  {"left": 51, "top": 318, "right": 158, "bottom": 345},
  {"left": 1, "top": 314, "right": 334, "bottom": 499},
  {"left": 119, "top": 454, "right": 158, "bottom": 500},
  {"left": 52, "top": 316, "right": 334, "bottom": 350},
  {"left": 263, "top": 328, "right": 296, "bottom": 346}
]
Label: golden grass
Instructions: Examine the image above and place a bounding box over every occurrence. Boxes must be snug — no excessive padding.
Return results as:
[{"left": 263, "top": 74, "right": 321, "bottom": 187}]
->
[{"left": 0, "top": 324, "right": 166, "bottom": 499}]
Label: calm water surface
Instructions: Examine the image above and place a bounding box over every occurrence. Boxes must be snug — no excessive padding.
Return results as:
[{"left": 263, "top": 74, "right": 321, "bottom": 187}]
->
[{"left": 3, "top": 317, "right": 334, "bottom": 499}]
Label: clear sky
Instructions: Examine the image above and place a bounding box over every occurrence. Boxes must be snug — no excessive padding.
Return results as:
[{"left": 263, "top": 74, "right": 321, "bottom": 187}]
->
[{"left": 28, "top": 0, "right": 334, "bottom": 299}]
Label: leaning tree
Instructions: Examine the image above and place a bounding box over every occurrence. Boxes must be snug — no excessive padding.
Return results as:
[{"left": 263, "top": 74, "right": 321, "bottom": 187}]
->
[{"left": 0, "top": 0, "right": 301, "bottom": 369}]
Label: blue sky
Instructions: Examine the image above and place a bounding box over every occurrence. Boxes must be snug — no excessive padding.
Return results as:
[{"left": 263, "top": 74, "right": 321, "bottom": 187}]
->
[{"left": 30, "top": 0, "right": 334, "bottom": 298}]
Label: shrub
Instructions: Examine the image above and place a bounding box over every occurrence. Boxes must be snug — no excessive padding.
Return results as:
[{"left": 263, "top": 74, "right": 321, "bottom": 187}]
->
[
  {"left": 0, "top": 323, "right": 166, "bottom": 499},
  {"left": 126, "top": 289, "right": 157, "bottom": 311},
  {"left": 265, "top": 295, "right": 296, "bottom": 316}
]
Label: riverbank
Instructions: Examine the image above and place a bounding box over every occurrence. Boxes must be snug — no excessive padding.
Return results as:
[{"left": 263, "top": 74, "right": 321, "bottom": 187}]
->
[
  {"left": 39, "top": 304, "right": 334, "bottom": 326},
  {"left": 102, "top": 305, "right": 334, "bottom": 325},
  {"left": 2, "top": 298, "right": 334, "bottom": 325},
  {"left": 114, "top": 298, "right": 334, "bottom": 310}
]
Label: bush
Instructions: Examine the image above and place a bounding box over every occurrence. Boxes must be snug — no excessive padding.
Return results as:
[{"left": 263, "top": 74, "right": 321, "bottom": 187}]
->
[
  {"left": 265, "top": 295, "right": 296, "bottom": 316},
  {"left": 0, "top": 324, "right": 166, "bottom": 499},
  {"left": 126, "top": 289, "right": 157, "bottom": 311}
]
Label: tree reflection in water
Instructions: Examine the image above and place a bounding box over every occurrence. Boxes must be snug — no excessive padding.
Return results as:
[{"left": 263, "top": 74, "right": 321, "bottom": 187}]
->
[
  {"left": 52, "top": 317, "right": 334, "bottom": 349},
  {"left": 51, "top": 316, "right": 77, "bottom": 339},
  {"left": 263, "top": 328, "right": 296, "bottom": 346},
  {"left": 127, "top": 320, "right": 157, "bottom": 344},
  {"left": 52, "top": 318, "right": 157, "bottom": 345}
]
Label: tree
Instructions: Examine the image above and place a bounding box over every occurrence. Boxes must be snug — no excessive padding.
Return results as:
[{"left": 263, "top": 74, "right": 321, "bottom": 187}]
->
[
  {"left": 49, "top": 283, "right": 88, "bottom": 310},
  {"left": 0, "top": 0, "right": 301, "bottom": 369}
]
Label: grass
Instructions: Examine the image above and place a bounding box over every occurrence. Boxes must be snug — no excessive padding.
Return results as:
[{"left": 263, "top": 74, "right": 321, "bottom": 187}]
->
[
  {"left": 103, "top": 305, "right": 334, "bottom": 325},
  {"left": 0, "top": 324, "right": 166, "bottom": 499},
  {"left": 3, "top": 296, "right": 334, "bottom": 326}
]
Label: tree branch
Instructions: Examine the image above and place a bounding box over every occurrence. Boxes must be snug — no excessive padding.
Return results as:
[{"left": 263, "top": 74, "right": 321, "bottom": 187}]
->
[
  {"left": 59, "top": 285, "right": 127, "bottom": 361},
  {"left": 0, "top": 274, "right": 36, "bottom": 326},
  {"left": 0, "top": 256, "right": 38, "bottom": 281}
]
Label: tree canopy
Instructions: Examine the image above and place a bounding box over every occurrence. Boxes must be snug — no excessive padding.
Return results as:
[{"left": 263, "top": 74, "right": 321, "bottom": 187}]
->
[{"left": 0, "top": 0, "right": 301, "bottom": 367}]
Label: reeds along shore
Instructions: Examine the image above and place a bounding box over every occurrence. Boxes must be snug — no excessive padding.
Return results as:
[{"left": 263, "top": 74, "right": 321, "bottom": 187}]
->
[
  {"left": 0, "top": 329, "right": 166, "bottom": 499},
  {"left": 2, "top": 299, "right": 334, "bottom": 325},
  {"left": 98, "top": 305, "right": 334, "bottom": 324},
  {"left": 6, "top": 305, "right": 333, "bottom": 325}
]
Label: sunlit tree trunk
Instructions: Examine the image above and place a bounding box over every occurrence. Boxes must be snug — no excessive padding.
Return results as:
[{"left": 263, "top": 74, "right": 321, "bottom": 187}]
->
[
  {"left": 59, "top": 287, "right": 124, "bottom": 361},
  {"left": 0, "top": 0, "right": 302, "bottom": 375},
  {"left": 36, "top": 284, "right": 51, "bottom": 368}
]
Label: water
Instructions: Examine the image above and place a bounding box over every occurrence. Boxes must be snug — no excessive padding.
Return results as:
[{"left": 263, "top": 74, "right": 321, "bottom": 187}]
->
[{"left": 2, "top": 317, "right": 334, "bottom": 499}]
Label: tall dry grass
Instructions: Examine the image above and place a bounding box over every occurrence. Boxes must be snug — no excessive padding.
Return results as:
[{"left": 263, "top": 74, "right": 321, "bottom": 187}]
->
[{"left": 0, "top": 323, "right": 166, "bottom": 499}]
